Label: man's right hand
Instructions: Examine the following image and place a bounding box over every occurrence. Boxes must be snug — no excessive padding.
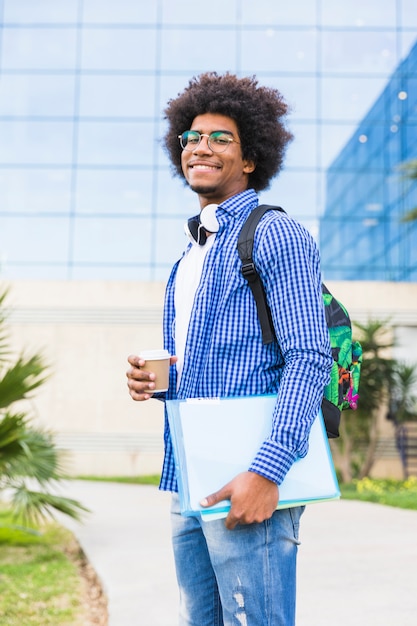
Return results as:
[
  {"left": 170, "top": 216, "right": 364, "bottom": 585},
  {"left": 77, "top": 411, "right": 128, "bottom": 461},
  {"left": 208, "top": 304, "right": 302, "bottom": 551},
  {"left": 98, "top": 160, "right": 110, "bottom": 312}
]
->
[{"left": 126, "top": 354, "right": 177, "bottom": 401}]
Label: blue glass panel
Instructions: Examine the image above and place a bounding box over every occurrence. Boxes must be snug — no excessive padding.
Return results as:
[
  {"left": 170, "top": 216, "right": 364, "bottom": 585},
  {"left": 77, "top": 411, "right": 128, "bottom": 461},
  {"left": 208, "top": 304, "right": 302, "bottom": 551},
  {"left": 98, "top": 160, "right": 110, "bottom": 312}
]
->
[
  {"left": 3, "top": 0, "right": 79, "bottom": 22},
  {"left": 78, "top": 75, "right": 156, "bottom": 118},
  {"left": 321, "top": 0, "right": 396, "bottom": 27},
  {"left": 241, "top": 29, "right": 317, "bottom": 73},
  {"left": 259, "top": 76, "right": 317, "bottom": 120},
  {"left": 322, "top": 31, "right": 398, "bottom": 75},
  {"left": 162, "top": 0, "right": 237, "bottom": 24},
  {"left": 321, "top": 123, "right": 359, "bottom": 169},
  {"left": 160, "top": 29, "right": 237, "bottom": 72},
  {"left": 0, "top": 215, "right": 70, "bottom": 263},
  {"left": 72, "top": 216, "right": 152, "bottom": 263},
  {"left": 81, "top": 28, "right": 157, "bottom": 71},
  {"left": 0, "top": 121, "right": 73, "bottom": 164},
  {"left": 259, "top": 172, "right": 319, "bottom": 220},
  {"left": 401, "top": 0, "right": 417, "bottom": 28},
  {"left": 155, "top": 170, "right": 196, "bottom": 217},
  {"left": 75, "top": 169, "right": 153, "bottom": 214},
  {"left": 285, "top": 123, "right": 317, "bottom": 168},
  {"left": 401, "top": 34, "right": 417, "bottom": 58},
  {"left": 157, "top": 75, "right": 195, "bottom": 116},
  {"left": 2, "top": 27, "right": 78, "bottom": 70},
  {"left": 76, "top": 121, "right": 156, "bottom": 166},
  {"left": 241, "top": 0, "right": 316, "bottom": 26},
  {"left": 321, "top": 77, "right": 388, "bottom": 122},
  {"left": 82, "top": 0, "right": 157, "bottom": 22},
  {"left": 155, "top": 217, "right": 190, "bottom": 266},
  {"left": 0, "top": 168, "right": 72, "bottom": 213},
  {"left": 0, "top": 74, "right": 76, "bottom": 116}
]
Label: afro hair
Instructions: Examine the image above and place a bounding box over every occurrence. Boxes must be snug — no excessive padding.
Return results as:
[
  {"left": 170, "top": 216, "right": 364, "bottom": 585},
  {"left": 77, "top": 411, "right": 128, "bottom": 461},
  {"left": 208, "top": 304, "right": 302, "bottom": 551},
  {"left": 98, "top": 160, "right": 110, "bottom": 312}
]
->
[{"left": 163, "top": 72, "right": 293, "bottom": 192}]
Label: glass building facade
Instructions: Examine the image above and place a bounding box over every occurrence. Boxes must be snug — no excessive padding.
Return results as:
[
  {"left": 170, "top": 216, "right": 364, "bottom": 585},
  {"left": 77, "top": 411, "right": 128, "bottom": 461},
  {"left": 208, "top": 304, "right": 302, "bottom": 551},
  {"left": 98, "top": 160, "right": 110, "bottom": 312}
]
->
[
  {"left": 0, "top": 0, "right": 416, "bottom": 281},
  {"left": 320, "top": 39, "right": 417, "bottom": 281}
]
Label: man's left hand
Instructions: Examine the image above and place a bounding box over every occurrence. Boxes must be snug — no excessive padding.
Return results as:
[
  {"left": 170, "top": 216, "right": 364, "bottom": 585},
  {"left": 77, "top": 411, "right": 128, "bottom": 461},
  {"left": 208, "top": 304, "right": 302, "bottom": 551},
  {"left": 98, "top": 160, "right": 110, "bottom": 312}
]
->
[{"left": 200, "top": 471, "right": 279, "bottom": 530}]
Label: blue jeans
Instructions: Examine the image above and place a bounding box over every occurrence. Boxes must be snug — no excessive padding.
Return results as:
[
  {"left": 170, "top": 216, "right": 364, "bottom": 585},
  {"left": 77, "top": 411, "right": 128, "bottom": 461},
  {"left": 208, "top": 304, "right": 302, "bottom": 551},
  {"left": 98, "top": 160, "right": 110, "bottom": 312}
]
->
[{"left": 171, "top": 494, "right": 304, "bottom": 626}]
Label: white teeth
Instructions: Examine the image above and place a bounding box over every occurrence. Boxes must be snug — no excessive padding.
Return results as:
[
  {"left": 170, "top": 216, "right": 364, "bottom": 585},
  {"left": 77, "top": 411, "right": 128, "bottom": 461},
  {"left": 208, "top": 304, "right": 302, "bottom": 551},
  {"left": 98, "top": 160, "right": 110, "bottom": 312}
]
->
[{"left": 191, "top": 165, "right": 217, "bottom": 170}]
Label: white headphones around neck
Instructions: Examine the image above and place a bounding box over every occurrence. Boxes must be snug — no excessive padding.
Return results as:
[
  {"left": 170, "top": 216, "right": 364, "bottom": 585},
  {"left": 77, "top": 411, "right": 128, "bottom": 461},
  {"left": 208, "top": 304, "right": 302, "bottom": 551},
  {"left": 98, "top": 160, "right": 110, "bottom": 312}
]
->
[{"left": 184, "top": 204, "right": 219, "bottom": 245}]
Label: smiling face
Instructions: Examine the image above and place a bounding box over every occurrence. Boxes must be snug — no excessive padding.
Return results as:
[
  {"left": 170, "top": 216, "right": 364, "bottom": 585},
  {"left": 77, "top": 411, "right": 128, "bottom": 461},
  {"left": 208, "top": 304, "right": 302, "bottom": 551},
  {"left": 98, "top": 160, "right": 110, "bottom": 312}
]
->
[{"left": 180, "top": 113, "right": 255, "bottom": 207}]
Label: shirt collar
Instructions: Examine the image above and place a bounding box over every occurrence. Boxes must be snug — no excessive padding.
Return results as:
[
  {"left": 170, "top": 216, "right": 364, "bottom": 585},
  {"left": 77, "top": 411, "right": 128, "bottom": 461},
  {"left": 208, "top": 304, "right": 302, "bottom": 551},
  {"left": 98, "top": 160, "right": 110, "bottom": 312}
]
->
[{"left": 216, "top": 189, "right": 258, "bottom": 229}]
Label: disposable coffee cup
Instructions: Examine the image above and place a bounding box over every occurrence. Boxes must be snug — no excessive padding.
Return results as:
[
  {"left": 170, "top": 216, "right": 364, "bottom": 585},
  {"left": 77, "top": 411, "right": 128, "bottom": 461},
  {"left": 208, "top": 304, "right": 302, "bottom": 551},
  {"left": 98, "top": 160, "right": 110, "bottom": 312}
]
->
[{"left": 139, "top": 349, "right": 171, "bottom": 393}]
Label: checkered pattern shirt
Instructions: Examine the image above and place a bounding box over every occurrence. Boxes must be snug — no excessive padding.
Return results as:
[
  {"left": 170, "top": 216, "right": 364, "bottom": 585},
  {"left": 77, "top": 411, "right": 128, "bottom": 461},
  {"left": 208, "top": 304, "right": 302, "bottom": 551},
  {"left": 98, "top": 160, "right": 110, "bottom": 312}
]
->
[{"left": 159, "top": 189, "right": 332, "bottom": 492}]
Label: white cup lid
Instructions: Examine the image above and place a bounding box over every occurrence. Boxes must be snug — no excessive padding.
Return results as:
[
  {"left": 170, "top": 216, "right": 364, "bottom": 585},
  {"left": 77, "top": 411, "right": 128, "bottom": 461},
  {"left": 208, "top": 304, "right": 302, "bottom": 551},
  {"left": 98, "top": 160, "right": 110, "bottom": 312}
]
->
[{"left": 139, "top": 349, "right": 170, "bottom": 360}]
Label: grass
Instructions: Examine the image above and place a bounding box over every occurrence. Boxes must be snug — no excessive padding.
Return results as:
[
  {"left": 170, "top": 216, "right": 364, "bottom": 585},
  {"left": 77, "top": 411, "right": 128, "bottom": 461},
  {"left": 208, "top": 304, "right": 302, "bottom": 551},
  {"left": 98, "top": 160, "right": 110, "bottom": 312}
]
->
[
  {"left": 340, "top": 477, "right": 417, "bottom": 510},
  {"left": 1, "top": 475, "right": 415, "bottom": 624},
  {"left": 76, "top": 473, "right": 417, "bottom": 511},
  {"left": 0, "top": 508, "right": 90, "bottom": 626},
  {"left": 76, "top": 474, "right": 161, "bottom": 486}
]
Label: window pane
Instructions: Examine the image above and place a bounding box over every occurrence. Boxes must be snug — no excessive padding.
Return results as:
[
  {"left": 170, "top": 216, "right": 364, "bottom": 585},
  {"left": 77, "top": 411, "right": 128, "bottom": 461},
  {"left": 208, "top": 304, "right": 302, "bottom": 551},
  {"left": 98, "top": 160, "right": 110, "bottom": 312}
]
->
[
  {"left": 155, "top": 217, "right": 190, "bottom": 266},
  {"left": 155, "top": 169, "right": 195, "bottom": 217},
  {"left": 241, "top": 29, "right": 317, "bottom": 73},
  {"left": 4, "top": 0, "right": 79, "bottom": 22},
  {"left": 162, "top": 0, "right": 237, "bottom": 24},
  {"left": 83, "top": 0, "right": 157, "bottom": 22},
  {"left": 260, "top": 76, "right": 317, "bottom": 120},
  {"left": 77, "top": 121, "right": 156, "bottom": 166},
  {"left": 321, "top": 77, "right": 388, "bottom": 121},
  {"left": 241, "top": 0, "right": 316, "bottom": 26},
  {"left": 81, "top": 28, "right": 157, "bottom": 71},
  {"left": 2, "top": 28, "right": 78, "bottom": 70},
  {"left": 160, "top": 29, "right": 237, "bottom": 72},
  {"left": 285, "top": 123, "right": 317, "bottom": 169},
  {"left": 320, "top": 122, "right": 359, "bottom": 168},
  {"left": 260, "top": 172, "right": 319, "bottom": 220},
  {"left": 75, "top": 170, "right": 153, "bottom": 214},
  {"left": 158, "top": 75, "right": 194, "bottom": 115},
  {"left": 0, "top": 215, "right": 70, "bottom": 263},
  {"left": 79, "top": 75, "right": 156, "bottom": 118},
  {"left": 401, "top": 0, "right": 417, "bottom": 28},
  {"left": 322, "top": 31, "right": 398, "bottom": 75},
  {"left": 0, "top": 169, "right": 71, "bottom": 213},
  {"left": 0, "top": 121, "right": 73, "bottom": 164},
  {"left": 0, "top": 74, "right": 76, "bottom": 116},
  {"left": 72, "top": 216, "right": 152, "bottom": 263},
  {"left": 321, "top": 0, "right": 397, "bottom": 27}
]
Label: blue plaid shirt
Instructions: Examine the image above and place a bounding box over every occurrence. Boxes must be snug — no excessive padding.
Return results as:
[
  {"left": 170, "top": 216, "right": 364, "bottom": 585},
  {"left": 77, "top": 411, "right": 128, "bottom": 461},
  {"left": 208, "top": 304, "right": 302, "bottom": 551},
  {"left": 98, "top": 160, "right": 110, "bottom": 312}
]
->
[{"left": 159, "top": 189, "right": 332, "bottom": 492}]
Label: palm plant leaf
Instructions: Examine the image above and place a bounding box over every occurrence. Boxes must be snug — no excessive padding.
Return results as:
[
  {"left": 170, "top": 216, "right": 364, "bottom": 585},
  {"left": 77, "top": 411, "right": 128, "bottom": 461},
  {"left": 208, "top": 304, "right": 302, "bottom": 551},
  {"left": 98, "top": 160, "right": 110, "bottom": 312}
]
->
[
  {"left": 10, "top": 486, "right": 89, "bottom": 526},
  {"left": 0, "top": 412, "right": 27, "bottom": 449},
  {"left": 0, "top": 286, "right": 88, "bottom": 527},
  {"left": 0, "top": 354, "right": 49, "bottom": 409},
  {"left": 0, "top": 288, "right": 11, "bottom": 361},
  {"left": 0, "top": 420, "right": 61, "bottom": 484}
]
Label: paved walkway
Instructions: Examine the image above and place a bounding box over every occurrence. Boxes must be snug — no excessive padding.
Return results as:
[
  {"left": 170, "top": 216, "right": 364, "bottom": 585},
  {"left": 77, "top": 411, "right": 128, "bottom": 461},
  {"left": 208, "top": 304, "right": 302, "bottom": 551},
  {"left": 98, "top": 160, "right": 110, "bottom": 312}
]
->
[{"left": 60, "top": 480, "right": 417, "bottom": 626}]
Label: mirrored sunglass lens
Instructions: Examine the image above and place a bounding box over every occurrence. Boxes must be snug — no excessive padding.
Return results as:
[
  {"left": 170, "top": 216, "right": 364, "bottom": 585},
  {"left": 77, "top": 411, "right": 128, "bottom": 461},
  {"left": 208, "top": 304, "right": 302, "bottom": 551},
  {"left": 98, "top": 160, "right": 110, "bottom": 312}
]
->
[
  {"left": 182, "top": 131, "right": 200, "bottom": 149},
  {"left": 209, "top": 132, "right": 232, "bottom": 152}
]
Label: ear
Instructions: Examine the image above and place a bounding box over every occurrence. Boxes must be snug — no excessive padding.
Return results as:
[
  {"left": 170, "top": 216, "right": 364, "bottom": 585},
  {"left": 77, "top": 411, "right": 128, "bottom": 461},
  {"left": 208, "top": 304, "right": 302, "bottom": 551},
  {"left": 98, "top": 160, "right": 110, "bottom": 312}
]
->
[{"left": 243, "top": 160, "right": 256, "bottom": 174}]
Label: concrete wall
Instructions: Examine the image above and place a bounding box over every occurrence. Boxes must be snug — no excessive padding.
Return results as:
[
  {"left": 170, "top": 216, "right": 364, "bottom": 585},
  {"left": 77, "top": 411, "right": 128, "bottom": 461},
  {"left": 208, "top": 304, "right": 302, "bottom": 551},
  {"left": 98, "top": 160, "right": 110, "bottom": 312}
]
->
[{"left": 3, "top": 279, "right": 417, "bottom": 479}]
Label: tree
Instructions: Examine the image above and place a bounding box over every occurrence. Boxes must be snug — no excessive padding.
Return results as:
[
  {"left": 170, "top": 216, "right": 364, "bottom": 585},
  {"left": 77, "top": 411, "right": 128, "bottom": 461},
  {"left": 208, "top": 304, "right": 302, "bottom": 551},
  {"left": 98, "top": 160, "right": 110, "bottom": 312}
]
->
[
  {"left": 398, "top": 158, "right": 417, "bottom": 223},
  {"left": 330, "top": 319, "right": 396, "bottom": 482},
  {"left": 0, "top": 287, "right": 88, "bottom": 528},
  {"left": 389, "top": 362, "right": 417, "bottom": 424}
]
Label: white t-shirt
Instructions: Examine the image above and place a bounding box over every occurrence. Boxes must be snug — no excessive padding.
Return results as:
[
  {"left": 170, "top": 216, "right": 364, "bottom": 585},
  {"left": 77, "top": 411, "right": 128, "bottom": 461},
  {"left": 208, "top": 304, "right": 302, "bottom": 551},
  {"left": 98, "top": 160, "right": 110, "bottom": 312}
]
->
[{"left": 174, "top": 234, "right": 216, "bottom": 387}]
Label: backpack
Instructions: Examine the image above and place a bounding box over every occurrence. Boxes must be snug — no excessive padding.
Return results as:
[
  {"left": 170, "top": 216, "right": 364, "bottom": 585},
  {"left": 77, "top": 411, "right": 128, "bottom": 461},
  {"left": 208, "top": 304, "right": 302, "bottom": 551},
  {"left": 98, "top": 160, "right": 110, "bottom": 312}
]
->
[{"left": 237, "top": 204, "right": 363, "bottom": 439}]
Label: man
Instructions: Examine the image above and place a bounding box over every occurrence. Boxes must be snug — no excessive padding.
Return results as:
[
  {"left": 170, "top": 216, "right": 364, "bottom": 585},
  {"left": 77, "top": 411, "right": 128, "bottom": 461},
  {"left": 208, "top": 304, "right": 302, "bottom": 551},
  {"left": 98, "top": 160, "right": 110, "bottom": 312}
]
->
[{"left": 126, "top": 72, "right": 333, "bottom": 626}]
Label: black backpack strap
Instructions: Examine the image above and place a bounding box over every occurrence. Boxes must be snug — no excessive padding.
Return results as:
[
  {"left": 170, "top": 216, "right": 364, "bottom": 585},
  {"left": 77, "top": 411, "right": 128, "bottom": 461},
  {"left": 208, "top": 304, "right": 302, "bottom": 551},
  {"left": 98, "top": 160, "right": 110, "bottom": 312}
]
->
[{"left": 237, "top": 205, "right": 285, "bottom": 345}]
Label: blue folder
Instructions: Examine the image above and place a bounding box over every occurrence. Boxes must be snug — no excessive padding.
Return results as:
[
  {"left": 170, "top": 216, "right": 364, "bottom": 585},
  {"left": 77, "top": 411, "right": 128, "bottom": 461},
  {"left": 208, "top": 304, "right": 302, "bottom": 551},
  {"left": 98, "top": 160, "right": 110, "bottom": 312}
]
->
[{"left": 166, "top": 395, "right": 340, "bottom": 521}]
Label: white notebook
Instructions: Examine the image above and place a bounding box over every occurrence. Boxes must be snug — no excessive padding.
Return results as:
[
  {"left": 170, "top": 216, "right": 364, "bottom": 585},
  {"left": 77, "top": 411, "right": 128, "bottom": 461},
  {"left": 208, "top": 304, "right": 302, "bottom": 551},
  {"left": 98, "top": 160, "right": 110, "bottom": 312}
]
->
[{"left": 166, "top": 395, "right": 340, "bottom": 521}]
